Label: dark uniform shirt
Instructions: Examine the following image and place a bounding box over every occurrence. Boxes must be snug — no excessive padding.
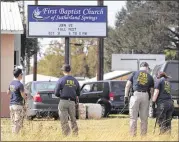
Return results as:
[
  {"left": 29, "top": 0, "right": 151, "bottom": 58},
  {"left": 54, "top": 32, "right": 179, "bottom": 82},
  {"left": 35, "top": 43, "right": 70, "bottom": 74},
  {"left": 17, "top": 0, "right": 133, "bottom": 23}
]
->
[
  {"left": 54, "top": 75, "right": 80, "bottom": 100},
  {"left": 128, "top": 70, "right": 154, "bottom": 92},
  {"left": 9, "top": 80, "right": 24, "bottom": 105},
  {"left": 155, "top": 77, "right": 172, "bottom": 103}
]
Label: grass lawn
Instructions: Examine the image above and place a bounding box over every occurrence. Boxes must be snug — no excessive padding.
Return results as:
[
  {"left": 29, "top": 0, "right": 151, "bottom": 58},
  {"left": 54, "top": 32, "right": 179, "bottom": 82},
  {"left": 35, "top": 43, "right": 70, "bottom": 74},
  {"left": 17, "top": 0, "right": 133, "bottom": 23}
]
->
[{"left": 1, "top": 115, "right": 178, "bottom": 141}]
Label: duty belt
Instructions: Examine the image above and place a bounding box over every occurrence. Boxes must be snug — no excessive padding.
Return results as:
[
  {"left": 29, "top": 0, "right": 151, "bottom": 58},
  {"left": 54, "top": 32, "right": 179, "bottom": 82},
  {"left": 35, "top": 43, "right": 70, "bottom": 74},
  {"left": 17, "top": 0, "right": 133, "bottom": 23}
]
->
[
  {"left": 60, "top": 97, "right": 76, "bottom": 102},
  {"left": 135, "top": 90, "right": 147, "bottom": 93}
]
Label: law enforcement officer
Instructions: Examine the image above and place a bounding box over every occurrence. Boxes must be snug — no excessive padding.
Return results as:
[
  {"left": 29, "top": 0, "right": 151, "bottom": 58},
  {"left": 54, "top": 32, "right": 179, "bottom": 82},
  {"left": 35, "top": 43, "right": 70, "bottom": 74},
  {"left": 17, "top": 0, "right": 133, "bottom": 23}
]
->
[
  {"left": 54, "top": 64, "right": 80, "bottom": 136},
  {"left": 124, "top": 62, "right": 154, "bottom": 136},
  {"left": 152, "top": 72, "right": 174, "bottom": 134},
  {"left": 7, "top": 68, "right": 27, "bottom": 134}
]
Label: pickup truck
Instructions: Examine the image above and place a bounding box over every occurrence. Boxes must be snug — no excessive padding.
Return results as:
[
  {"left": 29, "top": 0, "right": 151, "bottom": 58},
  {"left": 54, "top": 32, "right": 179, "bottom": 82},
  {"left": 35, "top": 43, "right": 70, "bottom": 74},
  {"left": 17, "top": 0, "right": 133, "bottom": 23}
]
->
[
  {"left": 152, "top": 60, "right": 179, "bottom": 116},
  {"left": 79, "top": 80, "right": 127, "bottom": 117}
]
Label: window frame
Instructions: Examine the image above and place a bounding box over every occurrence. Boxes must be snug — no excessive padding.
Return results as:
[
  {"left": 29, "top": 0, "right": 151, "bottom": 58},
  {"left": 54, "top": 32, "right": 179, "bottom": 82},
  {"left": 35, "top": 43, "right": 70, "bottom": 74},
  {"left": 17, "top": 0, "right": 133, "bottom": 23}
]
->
[{"left": 164, "top": 62, "right": 179, "bottom": 81}]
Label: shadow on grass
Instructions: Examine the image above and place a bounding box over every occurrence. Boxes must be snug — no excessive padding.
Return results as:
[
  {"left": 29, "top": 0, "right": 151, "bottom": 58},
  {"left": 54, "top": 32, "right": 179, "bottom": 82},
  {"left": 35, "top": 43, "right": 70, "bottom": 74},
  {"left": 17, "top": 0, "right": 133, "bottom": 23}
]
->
[
  {"left": 29, "top": 118, "right": 59, "bottom": 121},
  {"left": 109, "top": 115, "right": 129, "bottom": 119}
]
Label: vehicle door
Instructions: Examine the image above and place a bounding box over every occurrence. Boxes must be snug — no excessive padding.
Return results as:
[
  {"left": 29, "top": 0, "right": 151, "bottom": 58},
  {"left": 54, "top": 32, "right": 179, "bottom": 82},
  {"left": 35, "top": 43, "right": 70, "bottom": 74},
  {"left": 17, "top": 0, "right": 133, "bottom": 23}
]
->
[
  {"left": 79, "top": 83, "right": 93, "bottom": 103},
  {"left": 90, "top": 82, "right": 105, "bottom": 103},
  {"left": 164, "top": 62, "right": 179, "bottom": 108},
  {"left": 79, "top": 82, "right": 104, "bottom": 103}
]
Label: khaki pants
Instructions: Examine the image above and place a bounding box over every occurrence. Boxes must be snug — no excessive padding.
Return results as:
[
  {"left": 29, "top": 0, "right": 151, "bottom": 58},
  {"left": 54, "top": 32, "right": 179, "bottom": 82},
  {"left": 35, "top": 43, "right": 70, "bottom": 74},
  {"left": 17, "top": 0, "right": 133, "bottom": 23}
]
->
[
  {"left": 129, "top": 91, "right": 149, "bottom": 136},
  {"left": 58, "top": 99, "right": 78, "bottom": 136},
  {"left": 9, "top": 105, "right": 24, "bottom": 134}
]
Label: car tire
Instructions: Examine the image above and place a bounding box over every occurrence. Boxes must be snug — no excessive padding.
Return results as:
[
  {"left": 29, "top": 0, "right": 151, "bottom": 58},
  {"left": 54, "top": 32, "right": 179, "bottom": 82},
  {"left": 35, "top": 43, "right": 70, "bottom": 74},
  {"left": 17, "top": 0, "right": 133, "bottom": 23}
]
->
[
  {"left": 53, "top": 116, "right": 59, "bottom": 120},
  {"left": 100, "top": 104, "right": 109, "bottom": 118},
  {"left": 26, "top": 116, "right": 35, "bottom": 121}
]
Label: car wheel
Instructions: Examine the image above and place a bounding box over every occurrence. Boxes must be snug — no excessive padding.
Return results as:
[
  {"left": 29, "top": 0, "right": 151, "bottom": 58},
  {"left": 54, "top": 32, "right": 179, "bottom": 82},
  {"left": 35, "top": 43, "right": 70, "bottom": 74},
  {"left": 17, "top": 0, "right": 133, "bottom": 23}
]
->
[
  {"left": 53, "top": 116, "right": 59, "bottom": 120},
  {"left": 100, "top": 104, "right": 109, "bottom": 117},
  {"left": 26, "top": 116, "right": 35, "bottom": 121}
]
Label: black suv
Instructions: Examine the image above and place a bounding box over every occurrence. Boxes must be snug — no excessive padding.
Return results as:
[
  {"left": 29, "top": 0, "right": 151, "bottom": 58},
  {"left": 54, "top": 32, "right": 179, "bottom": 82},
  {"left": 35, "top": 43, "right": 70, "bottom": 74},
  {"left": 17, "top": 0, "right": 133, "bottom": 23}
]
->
[
  {"left": 79, "top": 80, "right": 127, "bottom": 117},
  {"left": 152, "top": 60, "right": 179, "bottom": 116}
]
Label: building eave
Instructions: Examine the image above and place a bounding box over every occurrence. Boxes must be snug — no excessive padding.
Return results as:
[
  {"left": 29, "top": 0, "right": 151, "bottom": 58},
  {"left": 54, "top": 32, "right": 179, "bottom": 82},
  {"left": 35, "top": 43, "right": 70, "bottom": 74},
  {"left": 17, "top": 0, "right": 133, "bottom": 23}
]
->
[
  {"left": 1, "top": 2, "right": 24, "bottom": 34},
  {"left": 1, "top": 30, "right": 24, "bottom": 34}
]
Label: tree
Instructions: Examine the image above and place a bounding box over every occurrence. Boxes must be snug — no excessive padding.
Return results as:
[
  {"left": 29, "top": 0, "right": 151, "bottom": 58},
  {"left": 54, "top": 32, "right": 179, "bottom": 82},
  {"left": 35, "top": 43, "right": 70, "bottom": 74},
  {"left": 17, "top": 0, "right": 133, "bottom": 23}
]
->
[
  {"left": 37, "top": 38, "right": 98, "bottom": 78},
  {"left": 104, "top": 1, "right": 179, "bottom": 72},
  {"left": 70, "top": 38, "right": 97, "bottom": 78},
  {"left": 21, "top": 24, "right": 39, "bottom": 75},
  {"left": 104, "top": 26, "right": 124, "bottom": 72},
  {"left": 37, "top": 40, "right": 64, "bottom": 77}
]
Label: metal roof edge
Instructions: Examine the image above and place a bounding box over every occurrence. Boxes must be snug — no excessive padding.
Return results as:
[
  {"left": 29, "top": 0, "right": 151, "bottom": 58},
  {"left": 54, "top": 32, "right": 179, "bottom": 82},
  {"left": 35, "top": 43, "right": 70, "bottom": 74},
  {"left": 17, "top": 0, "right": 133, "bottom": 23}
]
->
[
  {"left": 106, "top": 71, "right": 133, "bottom": 80},
  {"left": 1, "top": 2, "right": 24, "bottom": 33},
  {"left": 1, "top": 30, "right": 24, "bottom": 34}
]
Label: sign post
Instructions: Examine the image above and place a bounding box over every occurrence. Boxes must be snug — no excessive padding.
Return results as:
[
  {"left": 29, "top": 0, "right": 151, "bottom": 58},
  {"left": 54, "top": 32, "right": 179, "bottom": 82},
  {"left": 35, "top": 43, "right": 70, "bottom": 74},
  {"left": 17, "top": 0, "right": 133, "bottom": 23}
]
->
[
  {"left": 97, "top": 0, "right": 104, "bottom": 81},
  {"left": 65, "top": 37, "right": 70, "bottom": 64},
  {"left": 33, "top": 0, "right": 38, "bottom": 81}
]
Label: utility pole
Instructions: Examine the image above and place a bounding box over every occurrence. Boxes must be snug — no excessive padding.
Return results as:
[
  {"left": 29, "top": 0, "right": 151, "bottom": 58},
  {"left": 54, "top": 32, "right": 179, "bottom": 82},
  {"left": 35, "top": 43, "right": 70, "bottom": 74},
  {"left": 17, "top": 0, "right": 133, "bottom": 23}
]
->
[
  {"left": 19, "top": 0, "right": 26, "bottom": 85},
  {"left": 33, "top": 0, "right": 38, "bottom": 81},
  {"left": 97, "top": 0, "right": 104, "bottom": 81}
]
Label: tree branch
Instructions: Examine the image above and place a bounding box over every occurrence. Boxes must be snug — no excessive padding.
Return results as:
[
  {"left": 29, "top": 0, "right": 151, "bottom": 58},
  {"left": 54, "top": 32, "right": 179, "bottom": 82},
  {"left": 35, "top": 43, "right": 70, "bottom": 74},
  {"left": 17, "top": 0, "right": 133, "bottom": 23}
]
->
[{"left": 166, "top": 27, "right": 179, "bottom": 38}]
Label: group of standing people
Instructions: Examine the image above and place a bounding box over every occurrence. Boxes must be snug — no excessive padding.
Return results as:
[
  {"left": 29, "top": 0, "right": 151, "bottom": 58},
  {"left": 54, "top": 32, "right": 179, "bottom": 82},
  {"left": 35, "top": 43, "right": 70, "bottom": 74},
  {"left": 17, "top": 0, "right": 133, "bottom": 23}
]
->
[
  {"left": 7, "top": 64, "right": 80, "bottom": 136},
  {"left": 7, "top": 62, "right": 174, "bottom": 137},
  {"left": 124, "top": 62, "right": 174, "bottom": 136}
]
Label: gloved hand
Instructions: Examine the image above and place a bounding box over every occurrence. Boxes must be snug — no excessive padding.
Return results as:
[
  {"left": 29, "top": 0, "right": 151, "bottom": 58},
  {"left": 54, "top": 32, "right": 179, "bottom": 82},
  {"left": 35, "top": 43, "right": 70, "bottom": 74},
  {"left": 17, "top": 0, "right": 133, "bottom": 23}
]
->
[
  {"left": 124, "top": 97, "right": 129, "bottom": 105},
  {"left": 152, "top": 101, "right": 155, "bottom": 110},
  {"left": 149, "top": 101, "right": 156, "bottom": 118}
]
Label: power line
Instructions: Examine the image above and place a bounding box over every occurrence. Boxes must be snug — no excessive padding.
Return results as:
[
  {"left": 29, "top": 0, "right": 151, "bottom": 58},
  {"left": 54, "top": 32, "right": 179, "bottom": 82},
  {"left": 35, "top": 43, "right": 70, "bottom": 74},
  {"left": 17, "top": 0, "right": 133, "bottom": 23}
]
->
[{"left": 39, "top": 43, "right": 98, "bottom": 46}]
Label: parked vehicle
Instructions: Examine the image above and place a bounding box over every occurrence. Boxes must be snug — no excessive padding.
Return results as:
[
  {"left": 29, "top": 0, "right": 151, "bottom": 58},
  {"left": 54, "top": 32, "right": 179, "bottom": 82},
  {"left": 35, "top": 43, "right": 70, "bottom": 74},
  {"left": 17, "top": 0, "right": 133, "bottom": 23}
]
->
[
  {"left": 152, "top": 60, "right": 179, "bottom": 116},
  {"left": 79, "top": 80, "right": 128, "bottom": 117},
  {"left": 25, "top": 81, "right": 59, "bottom": 120}
]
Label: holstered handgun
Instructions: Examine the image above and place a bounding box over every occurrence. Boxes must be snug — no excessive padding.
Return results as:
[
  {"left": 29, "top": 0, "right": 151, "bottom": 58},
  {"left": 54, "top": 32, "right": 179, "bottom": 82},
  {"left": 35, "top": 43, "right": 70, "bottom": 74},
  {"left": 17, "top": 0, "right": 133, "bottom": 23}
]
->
[
  {"left": 129, "top": 87, "right": 134, "bottom": 101},
  {"left": 147, "top": 90, "right": 151, "bottom": 100}
]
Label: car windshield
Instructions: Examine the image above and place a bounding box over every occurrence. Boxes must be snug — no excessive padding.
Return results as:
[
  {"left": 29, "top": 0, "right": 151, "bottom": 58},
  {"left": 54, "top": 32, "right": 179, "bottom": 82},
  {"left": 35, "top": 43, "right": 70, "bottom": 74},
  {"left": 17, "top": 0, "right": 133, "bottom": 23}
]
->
[{"left": 34, "top": 81, "right": 57, "bottom": 92}]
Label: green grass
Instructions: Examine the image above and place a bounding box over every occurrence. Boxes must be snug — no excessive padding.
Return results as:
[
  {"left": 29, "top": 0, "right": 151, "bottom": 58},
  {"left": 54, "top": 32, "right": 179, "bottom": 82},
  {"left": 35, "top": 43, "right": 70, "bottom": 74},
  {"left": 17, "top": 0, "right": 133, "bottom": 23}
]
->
[{"left": 1, "top": 115, "right": 178, "bottom": 141}]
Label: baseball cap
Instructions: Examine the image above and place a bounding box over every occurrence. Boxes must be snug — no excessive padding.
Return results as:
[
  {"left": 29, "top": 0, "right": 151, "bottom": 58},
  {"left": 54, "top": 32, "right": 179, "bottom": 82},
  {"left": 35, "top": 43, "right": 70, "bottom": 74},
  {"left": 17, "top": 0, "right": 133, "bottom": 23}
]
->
[
  {"left": 157, "top": 71, "right": 172, "bottom": 79},
  {"left": 61, "top": 64, "right": 71, "bottom": 72},
  {"left": 140, "top": 62, "right": 149, "bottom": 67},
  {"left": 13, "top": 68, "right": 23, "bottom": 78}
]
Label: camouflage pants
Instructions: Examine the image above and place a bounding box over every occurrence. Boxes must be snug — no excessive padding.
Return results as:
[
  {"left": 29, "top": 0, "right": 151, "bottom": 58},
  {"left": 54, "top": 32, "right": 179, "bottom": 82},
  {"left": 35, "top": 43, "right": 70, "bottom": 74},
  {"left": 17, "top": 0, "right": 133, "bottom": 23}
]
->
[
  {"left": 58, "top": 99, "right": 78, "bottom": 136},
  {"left": 9, "top": 105, "right": 24, "bottom": 134},
  {"left": 156, "top": 100, "right": 174, "bottom": 134}
]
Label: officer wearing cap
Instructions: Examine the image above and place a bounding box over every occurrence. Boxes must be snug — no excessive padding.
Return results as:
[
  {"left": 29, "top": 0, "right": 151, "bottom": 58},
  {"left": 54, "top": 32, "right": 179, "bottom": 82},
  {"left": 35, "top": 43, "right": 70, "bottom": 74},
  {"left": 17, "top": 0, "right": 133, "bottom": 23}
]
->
[
  {"left": 124, "top": 62, "right": 154, "bottom": 136},
  {"left": 7, "top": 68, "right": 27, "bottom": 134},
  {"left": 54, "top": 64, "right": 80, "bottom": 136},
  {"left": 152, "top": 72, "right": 174, "bottom": 134}
]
